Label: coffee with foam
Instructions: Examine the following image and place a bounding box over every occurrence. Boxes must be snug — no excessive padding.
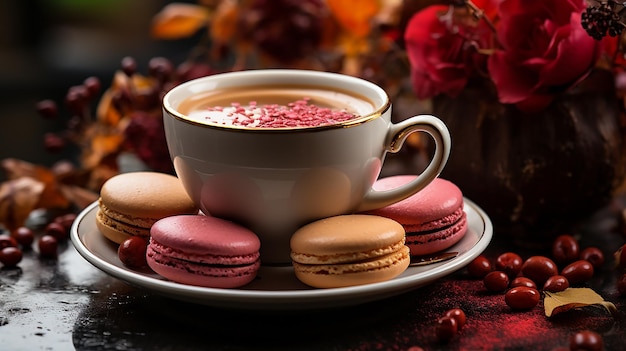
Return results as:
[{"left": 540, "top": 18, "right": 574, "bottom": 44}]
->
[{"left": 177, "top": 85, "right": 375, "bottom": 128}]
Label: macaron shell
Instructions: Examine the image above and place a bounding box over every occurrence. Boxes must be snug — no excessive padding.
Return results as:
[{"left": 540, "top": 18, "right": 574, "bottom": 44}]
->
[
  {"left": 150, "top": 215, "right": 261, "bottom": 258},
  {"left": 293, "top": 246, "right": 410, "bottom": 288},
  {"left": 290, "top": 214, "right": 406, "bottom": 264},
  {"left": 367, "top": 176, "right": 464, "bottom": 226},
  {"left": 99, "top": 171, "right": 198, "bottom": 225},
  {"left": 407, "top": 212, "right": 468, "bottom": 256},
  {"left": 146, "top": 246, "right": 260, "bottom": 288}
]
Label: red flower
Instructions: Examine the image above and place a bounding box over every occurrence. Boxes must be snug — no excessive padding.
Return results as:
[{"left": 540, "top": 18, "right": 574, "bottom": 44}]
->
[
  {"left": 488, "top": 0, "right": 601, "bottom": 111},
  {"left": 404, "top": 3, "right": 496, "bottom": 100}
]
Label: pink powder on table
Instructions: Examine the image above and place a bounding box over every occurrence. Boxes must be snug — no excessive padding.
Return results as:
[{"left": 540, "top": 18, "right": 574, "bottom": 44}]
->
[{"left": 203, "top": 98, "right": 360, "bottom": 128}]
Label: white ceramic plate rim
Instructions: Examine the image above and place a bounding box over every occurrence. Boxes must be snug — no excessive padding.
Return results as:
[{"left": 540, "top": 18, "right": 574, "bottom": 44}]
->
[{"left": 71, "top": 198, "right": 492, "bottom": 310}]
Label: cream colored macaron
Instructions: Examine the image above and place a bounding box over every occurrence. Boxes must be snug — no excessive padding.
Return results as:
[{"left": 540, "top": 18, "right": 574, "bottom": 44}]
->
[
  {"left": 96, "top": 171, "right": 198, "bottom": 244},
  {"left": 290, "top": 214, "right": 410, "bottom": 288}
]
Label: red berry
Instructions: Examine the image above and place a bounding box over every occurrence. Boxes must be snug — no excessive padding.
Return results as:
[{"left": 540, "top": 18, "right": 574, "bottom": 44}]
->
[
  {"left": 12, "top": 227, "right": 34, "bottom": 248},
  {"left": 521, "top": 256, "right": 558, "bottom": 287},
  {"left": 443, "top": 308, "right": 466, "bottom": 330},
  {"left": 561, "top": 260, "right": 594, "bottom": 285},
  {"left": 483, "top": 271, "right": 509, "bottom": 292},
  {"left": 38, "top": 235, "right": 58, "bottom": 258},
  {"left": 36, "top": 99, "right": 59, "bottom": 119},
  {"left": 118, "top": 236, "right": 149, "bottom": 268},
  {"left": 505, "top": 286, "right": 540, "bottom": 310},
  {"left": 45, "top": 222, "right": 68, "bottom": 240},
  {"left": 569, "top": 330, "right": 603, "bottom": 351},
  {"left": 0, "top": 235, "right": 18, "bottom": 249},
  {"left": 0, "top": 247, "right": 23, "bottom": 267},
  {"left": 44, "top": 133, "right": 66, "bottom": 153},
  {"left": 551, "top": 234, "right": 579, "bottom": 265},
  {"left": 510, "top": 277, "right": 537, "bottom": 289},
  {"left": 467, "top": 255, "right": 492, "bottom": 278},
  {"left": 579, "top": 247, "right": 604, "bottom": 269},
  {"left": 83, "top": 76, "right": 101, "bottom": 99},
  {"left": 54, "top": 213, "right": 77, "bottom": 234},
  {"left": 121, "top": 56, "right": 137, "bottom": 76},
  {"left": 495, "top": 252, "right": 523, "bottom": 278},
  {"left": 543, "top": 275, "right": 569, "bottom": 293},
  {"left": 436, "top": 316, "right": 458, "bottom": 343}
]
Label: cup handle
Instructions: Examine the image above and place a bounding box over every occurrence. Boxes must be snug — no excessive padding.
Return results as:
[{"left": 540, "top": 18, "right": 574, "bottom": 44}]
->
[{"left": 356, "top": 114, "right": 451, "bottom": 212}]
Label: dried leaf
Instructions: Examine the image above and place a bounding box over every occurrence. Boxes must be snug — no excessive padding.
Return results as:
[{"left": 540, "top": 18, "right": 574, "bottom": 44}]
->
[
  {"left": 210, "top": 0, "right": 239, "bottom": 44},
  {"left": 151, "top": 3, "right": 211, "bottom": 39},
  {"left": 0, "top": 177, "right": 45, "bottom": 230},
  {"left": 1, "top": 159, "right": 70, "bottom": 211},
  {"left": 1, "top": 158, "right": 53, "bottom": 182},
  {"left": 544, "top": 288, "right": 618, "bottom": 317},
  {"left": 82, "top": 133, "right": 124, "bottom": 169},
  {"left": 326, "top": 0, "right": 380, "bottom": 38},
  {"left": 59, "top": 185, "right": 99, "bottom": 210}
]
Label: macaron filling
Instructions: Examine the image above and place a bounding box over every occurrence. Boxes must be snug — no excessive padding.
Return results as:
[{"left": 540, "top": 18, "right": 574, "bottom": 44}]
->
[{"left": 148, "top": 240, "right": 260, "bottom": 266}]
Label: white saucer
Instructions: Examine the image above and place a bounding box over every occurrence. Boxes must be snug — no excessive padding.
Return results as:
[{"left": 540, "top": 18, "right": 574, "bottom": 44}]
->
[{"left": 70, "top": 199, "right": 492, "bottom": 310}]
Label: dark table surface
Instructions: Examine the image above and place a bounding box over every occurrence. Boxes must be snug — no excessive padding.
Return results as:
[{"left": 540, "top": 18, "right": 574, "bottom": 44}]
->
[{"left": 1, "top": 199, "right": 625, "bottom": 351}]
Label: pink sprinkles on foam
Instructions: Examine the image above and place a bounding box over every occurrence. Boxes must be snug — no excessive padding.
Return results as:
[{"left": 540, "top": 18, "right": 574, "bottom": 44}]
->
[{"left": 205, "top": 98, "right": 359, "bottom": 128}]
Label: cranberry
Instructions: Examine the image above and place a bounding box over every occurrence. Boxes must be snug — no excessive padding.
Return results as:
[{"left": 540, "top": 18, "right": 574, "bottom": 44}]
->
[
  {"left": 443, "top": 308, "right": 466, "bottom": 330},
  {"left": 467, "top": 255, "right": 492, "bottom": 278},
  {"left": 551, "top": 234, "right": 580, "bottom": 265},
  {"left": 0, "top": 235, "right": 18, "bottom": 249},
  {"left": 579, "top": 247, "right": 604, "bottom": 269},
  {"left": 569, "top": 330, "right": 603, "bottom": 351},
  {"left": 38, "top": 235, "right": 58, "bottom": 258},
  {"left": 543, "top": 275, "right": 569, "bottom": 293},
  {"left": 561, "top": 260, "right": 594, "bottom": 285},
  {"left": 45, "top": 222, "right": 68, "bottom": 241},
  {"left": 12, "top": 227, "right": 34, "bottom": 248},
  {"left": 118, "top": 236, "right": 149, "bottom": 268},
  {"left": 36, "top": 99, "right": 59, "bottom": 119},
  {"left": 521, "top": 256, "right": 558, "bottom": 286},
  {"left": 483, "top": 271, "right": 509, "bottom": 292},
  {"left": 504, "top": 286, "right": 540, "bottom": 310},
  {"left": 495, "top": 252, "right": 523, "bottom": 278},
  {"left": 617, "top": 273, "right": 626, "bottom": 296},
  {"left": 0, "top": 247, "right": 23, "bottom": 267},
  {"left": 436, "top": 316, "right": 458, "bottom": 343},
  {"left": 511, "top": 277, "right": 537, "bottom": 289},
  {"left": 54, "top": 213, "right": 77, "bottom": 233}
]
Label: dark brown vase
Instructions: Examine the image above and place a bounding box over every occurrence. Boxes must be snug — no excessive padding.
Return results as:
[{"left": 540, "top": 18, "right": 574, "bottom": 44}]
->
[{"left": 432, "top": 69, "right": 626, "bottom": 243}]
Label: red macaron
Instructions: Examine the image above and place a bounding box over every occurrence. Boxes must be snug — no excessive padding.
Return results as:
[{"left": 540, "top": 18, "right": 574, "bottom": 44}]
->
[
  {"left": 147, "top": 214, "right": 261, "bottom": 288},
  {"left": 364, "top": 175, "right": 467, "bottom": 256}
]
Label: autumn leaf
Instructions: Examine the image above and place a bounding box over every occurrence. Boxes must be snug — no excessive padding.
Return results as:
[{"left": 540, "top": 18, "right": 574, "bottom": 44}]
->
[
  {"left": 1, "top": 159, "right": 70, "bottom": 211},
  {"left": 0, "top": 177, "right": 45, "bottom": 230},
  {"left": 326, "top": 0, "right": 380, "bottom": 38},
  {"left": 544, "top": 288, "right": 618, "bottom": 318},
  {"left": 151, "top": 3, "right": 211, "bottom": 40},
  {"left": 210, "top": 0, "right": 239, "bottom": 45}
]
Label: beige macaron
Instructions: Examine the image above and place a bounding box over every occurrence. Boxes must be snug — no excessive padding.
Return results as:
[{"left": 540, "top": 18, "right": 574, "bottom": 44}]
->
[
  {"left": 96, "top": 171, "right": 198, "bottom": 244},
  {"left": 290, "top": 214, "right": 410, "bottom": 288}
]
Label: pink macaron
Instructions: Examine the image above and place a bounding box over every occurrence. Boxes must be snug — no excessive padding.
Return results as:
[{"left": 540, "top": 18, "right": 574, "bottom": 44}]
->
[
  {"left": 365, "top": 175, "right": 467, "bottom": 256},
  {"left": 146, "top": 214, "right": 261, "bottom": 288}
]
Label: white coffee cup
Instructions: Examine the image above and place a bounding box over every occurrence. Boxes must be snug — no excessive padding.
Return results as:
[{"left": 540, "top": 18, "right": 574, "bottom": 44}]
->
[{"left": 162, "top": 69, "right": 451, "bottom": 263}]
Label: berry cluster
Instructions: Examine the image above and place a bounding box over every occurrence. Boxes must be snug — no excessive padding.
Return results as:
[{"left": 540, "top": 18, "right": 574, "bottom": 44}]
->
[
  {"left": 35, "top": 56, "right": 215, "bottom": 176},
  {"left": 581, "top": 1, "right": 625, "bottom": 40},
  {"left": 0, "top": 213, "right": 76, "bottom": 267},
  {"left": 468, "top": 234, "right": 606, "bottom": 311}
]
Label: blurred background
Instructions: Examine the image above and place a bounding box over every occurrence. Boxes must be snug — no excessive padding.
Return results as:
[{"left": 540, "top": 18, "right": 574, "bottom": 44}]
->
[{"left": 0, "top": 0, "right": 198, "bottom": 170}]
